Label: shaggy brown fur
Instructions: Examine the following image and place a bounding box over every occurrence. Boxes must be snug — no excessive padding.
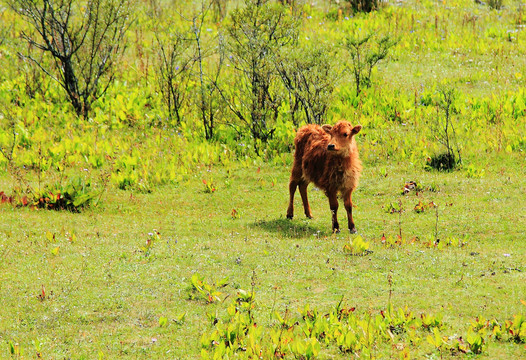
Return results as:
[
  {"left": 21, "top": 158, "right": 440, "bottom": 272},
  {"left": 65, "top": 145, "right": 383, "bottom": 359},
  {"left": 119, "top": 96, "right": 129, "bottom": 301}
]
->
[{"left": 286, "top": 120, "right": 363, "bottom": 233}]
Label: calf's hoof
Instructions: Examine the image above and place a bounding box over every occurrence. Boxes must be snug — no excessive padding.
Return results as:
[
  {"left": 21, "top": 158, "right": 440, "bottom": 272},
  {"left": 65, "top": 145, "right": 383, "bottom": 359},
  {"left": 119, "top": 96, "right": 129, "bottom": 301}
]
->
[
  {"left": 333, "top": 228, "right": 340, "bottom": 234},
  {"left": 286, "top": 214, "right": 293, "bottom": 220},
  {"left": 349, "top": 227, "right": 357, "bottom": 234}
]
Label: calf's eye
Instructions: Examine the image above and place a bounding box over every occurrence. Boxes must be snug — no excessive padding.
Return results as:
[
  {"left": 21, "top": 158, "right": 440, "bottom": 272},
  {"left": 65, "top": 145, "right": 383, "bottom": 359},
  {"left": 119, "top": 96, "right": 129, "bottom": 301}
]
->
[{"left": 343, "top": 133, "right": 348, "bottom": 137}]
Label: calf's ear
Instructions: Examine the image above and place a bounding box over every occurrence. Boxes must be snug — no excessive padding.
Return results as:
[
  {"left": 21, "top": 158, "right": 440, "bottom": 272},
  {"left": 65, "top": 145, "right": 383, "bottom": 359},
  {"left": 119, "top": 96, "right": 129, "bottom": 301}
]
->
[
  {"left": 322, "top": 124, "right": 332, "bottom": 133},
  {"left": 351, "top": 125, "right": 362, "bottom": 135}
]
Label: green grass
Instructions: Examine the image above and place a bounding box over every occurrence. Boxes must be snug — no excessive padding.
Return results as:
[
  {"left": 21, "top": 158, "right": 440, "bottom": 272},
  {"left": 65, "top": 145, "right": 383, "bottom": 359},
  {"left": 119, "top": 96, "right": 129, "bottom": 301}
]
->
[
  {"left": 1, "top": 153, "right": 524, "bottom": 358},
  {"left": 0, "top": 0, "right": 525, "bottom": 358}
]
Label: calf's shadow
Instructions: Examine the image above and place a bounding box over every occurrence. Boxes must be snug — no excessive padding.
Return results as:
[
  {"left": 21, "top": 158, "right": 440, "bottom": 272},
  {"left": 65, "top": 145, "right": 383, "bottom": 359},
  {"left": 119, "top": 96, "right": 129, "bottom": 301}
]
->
[{"left": 251, "top": 217, "right": 331, "bottom": 239}]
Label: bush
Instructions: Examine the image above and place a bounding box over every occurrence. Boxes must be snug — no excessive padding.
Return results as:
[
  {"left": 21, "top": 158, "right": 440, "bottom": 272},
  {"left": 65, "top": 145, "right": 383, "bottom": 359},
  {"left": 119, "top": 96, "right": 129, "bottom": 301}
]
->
[
  {"left": 427, "top": 152, "right": 457, "bottom": 171},
  {"left": 343, "top": 32, "right": 397, "bottom": 95},
  {"left": 34, "top": 176, "right": 100, "bottom": 212},
  {"left": 487, "top": 0, "right": 504, "bottom": 10},
  {"left": 428, "top": 85, "right": 462, "bottom": 171},
  {"left": 346, "top": 0, "right": 384, "bottom": 13}
]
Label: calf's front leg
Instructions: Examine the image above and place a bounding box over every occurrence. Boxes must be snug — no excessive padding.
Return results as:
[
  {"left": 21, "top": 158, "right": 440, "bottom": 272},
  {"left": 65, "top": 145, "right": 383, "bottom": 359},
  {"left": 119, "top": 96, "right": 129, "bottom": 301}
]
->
[
  {"left": 286, "top": 179, "right": 298, "bottom": 219},
  {"left": 344, "top": 191, "right": 357, "bottom": 233}
]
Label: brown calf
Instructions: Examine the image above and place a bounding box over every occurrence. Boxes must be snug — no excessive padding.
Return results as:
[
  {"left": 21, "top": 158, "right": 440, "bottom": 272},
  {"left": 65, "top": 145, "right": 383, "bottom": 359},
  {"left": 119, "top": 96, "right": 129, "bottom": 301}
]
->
[{"left": 286, "top": 120, "right": 362, "bottom": 233}]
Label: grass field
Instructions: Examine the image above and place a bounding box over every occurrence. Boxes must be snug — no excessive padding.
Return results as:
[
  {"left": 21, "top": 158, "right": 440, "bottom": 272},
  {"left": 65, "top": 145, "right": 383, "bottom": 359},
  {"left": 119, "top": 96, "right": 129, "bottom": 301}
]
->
[
  {"left": 1, "top": 153, "right": 525, "bottom": 358},
  {"left": 1, "top": 0, "right": 526, "bottom": 358}
]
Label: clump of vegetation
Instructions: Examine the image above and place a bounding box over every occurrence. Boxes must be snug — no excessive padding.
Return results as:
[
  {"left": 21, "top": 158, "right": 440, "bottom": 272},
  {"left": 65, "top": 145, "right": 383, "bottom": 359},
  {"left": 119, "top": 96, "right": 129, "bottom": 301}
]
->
[
  {"left": 189, "top": 273, "right": 228, "bottom": 304},
  {"left": 345, "top": 0, "right": 385, "bottom": 13},
  {"left": 201, "top": 289, "right": 524, "bottom": 359},
  {"left": 487, "top": 0, "right": 504, "bottom": 10},
  {"left": 427, "top": 152, "right": 456, "bottom": 171},
  {"left": 427, "top": 85, "right": 462, "bottom": 171},
  {"left": 139, "top": 230, "right": 161, "bottom": 258},
  {"left": 0, "top": 176, "right": 99, "bottom": 211},
  {"left": 342, "top": 235, "right": 371, "bottom": 255},
  {"left": 33, "top": 176, "right": 99, "bottom": 211}
]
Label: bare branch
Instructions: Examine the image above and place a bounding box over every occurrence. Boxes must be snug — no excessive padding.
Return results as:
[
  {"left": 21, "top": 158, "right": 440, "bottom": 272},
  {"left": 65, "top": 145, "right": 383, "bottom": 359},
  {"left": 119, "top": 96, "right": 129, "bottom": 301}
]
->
[{"left": 17, "top": 52, "right": 60, "bottom": 83}]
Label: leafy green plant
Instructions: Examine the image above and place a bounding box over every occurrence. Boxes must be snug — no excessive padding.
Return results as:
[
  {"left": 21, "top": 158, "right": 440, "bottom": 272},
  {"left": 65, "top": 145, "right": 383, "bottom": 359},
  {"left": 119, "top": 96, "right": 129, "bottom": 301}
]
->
[
  {"left": 422, "top": 236, "right": 468, "bottom": 250},
  {"left": 380, "top": 234, "right": 414, "bottom": 248},
  {"left": 112, "top": 170, "right": 139, "bottom": 191},
  {"left": 289, "top": 337, "right": 320, "bottom": 359},
  {"left": 8, "top": 340, "right": 22, "bottom": 359},
  {"left": 421, "top": 312, "right": 443, "bottom": 332},
  {"left": 384, "top": 201, "right": 402, "bottom": 214},
  {"left": 202, "top": 179, "right": 216, "bottom": 193},
  {"left": 505, "top": 314, "right": 526, "bottom": 343},
  {"left": 140, "top": 230, "right": 160, "bottom": 257},
  {"left": 174, "top": 312, "right": 187, "bottom": 326},
  {"left": 189, "top": 273, "right": 228, "bottom": 304},
  {"left": 465, "top": 163, "right": 485, "bottom": 178},
  {"left": 201, "top": 289, "right": 267, "bottom": 358},
  {"left": 158, "top": 316, "right": 168, "bottom": 328},
  {"left": 381, "top": 306, "right": 419, "bottom": 335},
  {"left": 491, "top": 319, "right": 504, "bottom": 341},
  {"left": 0, "top": 176, "right": 101, "bottom": 211},
  {"left": 426, "top": 327, "right": 445, "bottom": 354},
  {"left": 466, "top": 329, "right": 486, "bottom": 354},
  {"left": 343, "top": 235, "right": 371, "bottom": 256},
  {"left": 35, "top": 176, "right": 99, "bottom": 212},
  {"left": 413, "top": 200, "right": 436, "bottom": 213},
  {"left": 200, "top": 288, "right": 502, "bottom": 359},
  {"left": 427, "top": 182, "right": 440, "bottom": 193}
]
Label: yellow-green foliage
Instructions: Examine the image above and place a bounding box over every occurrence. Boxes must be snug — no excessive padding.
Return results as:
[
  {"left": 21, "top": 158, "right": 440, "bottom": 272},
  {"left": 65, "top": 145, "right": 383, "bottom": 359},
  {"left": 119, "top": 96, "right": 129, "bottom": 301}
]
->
[
  {"left": 0, "top": 0, "right": 524, "bottom": 195},
  {"left": 201, "top": 291, "right": 525, "bottom": 359}
]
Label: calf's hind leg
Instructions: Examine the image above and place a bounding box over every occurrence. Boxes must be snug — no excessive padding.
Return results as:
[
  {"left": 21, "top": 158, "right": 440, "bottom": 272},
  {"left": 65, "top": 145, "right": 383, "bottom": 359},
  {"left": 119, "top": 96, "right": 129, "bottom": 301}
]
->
[
  {"left": 298, "top": 181, "right": 312, "bottom": 219},
  {"left": 287, "top": 178, "right": 312, "bottom": 219},
  {"left": 328, "top": 191, "right": 340, "bottom": 233}
]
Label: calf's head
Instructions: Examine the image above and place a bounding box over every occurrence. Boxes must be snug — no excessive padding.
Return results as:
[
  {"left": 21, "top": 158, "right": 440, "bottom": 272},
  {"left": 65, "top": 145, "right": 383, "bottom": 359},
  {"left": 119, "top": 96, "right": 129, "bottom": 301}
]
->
[{"left": 322, "top": 121, "right": 362, "bottom": 155}]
